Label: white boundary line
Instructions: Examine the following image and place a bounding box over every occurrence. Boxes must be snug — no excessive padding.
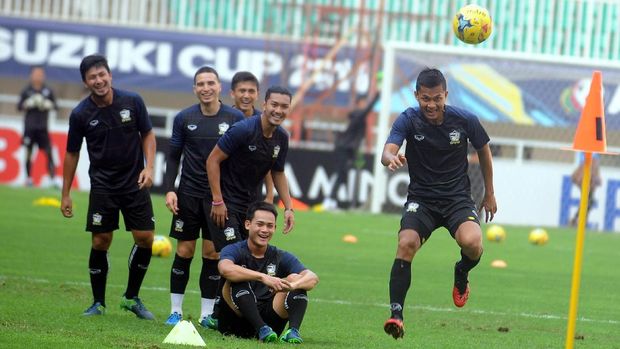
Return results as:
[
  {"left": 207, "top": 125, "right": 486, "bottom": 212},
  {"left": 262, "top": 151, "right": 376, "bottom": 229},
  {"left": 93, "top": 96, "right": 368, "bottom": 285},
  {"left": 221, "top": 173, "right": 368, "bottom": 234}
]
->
[{"left": 1, "top": 275, "right": 618, "bottom": 325}]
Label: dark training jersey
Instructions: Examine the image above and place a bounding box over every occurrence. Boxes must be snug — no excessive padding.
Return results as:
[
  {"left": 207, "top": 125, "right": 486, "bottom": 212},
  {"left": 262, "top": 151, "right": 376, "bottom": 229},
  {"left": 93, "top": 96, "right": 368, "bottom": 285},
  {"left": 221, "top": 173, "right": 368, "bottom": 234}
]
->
[
  {"left": 386, "top": 105, "right": 489, "bottom": 200},
  {"left": 66, "top": 88, "right": 152, "bottom": 194},
  {"left": 220, "top": 241, "right": 305, "bottom": 302},
  {"left": 17, "top": 84, "right": 57, "bottom": 131},
  {"left": 163, "top": 103, "right": 244, "bottom": 198},
  {"left": 217, "top": 115, "right": 289, "bottom": 213}
]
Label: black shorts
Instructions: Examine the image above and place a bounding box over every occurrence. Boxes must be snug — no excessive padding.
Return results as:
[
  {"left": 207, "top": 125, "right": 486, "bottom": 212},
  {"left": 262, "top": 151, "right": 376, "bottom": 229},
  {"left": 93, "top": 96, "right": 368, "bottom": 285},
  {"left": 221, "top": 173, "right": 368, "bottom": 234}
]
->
[
  {"left": 218, "top": 292, "right": 287, "bottom": 338},
  {"left": 399, "top": 195, "right": 480, "bottom": 242},
  {"left": 212, "top": 210, "right": 248, "bottom": 253},
  {"left": 22, "top": 129, "right": 51, "bottom": 149},
  {"left": 86, "top": 189, "right": 154, "bottom": 233},
  {"left": 169, "top": 193, "right": 218, "bottom": 241}
]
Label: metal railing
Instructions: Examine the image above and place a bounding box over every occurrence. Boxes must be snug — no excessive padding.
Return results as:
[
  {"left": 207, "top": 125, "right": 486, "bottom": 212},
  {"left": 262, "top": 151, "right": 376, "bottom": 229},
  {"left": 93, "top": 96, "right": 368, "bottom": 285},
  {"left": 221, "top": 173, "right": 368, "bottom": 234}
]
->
[{"left": 2, "top": 0, "right": 619, "bottom": 61}]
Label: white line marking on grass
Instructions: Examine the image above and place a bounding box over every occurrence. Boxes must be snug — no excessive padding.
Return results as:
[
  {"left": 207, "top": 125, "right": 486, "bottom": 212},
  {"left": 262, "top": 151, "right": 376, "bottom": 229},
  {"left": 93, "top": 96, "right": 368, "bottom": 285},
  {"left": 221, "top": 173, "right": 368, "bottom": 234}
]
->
[{"left": 3, "top": 275, "right": 619, "bottom": 325}]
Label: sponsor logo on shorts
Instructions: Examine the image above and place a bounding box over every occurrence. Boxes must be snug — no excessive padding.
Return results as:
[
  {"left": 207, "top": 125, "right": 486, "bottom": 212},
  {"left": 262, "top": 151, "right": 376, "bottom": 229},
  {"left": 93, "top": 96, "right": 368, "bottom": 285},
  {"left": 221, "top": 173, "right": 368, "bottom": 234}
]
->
[
  {"left": 273, "top": 145, "right": 281, "bottom": 158},
  {"left": 187, "top": 124, "right": 197, "bottom": 131},
  {"left": 406, "top": 202, "right": 419, "bottom": 213},
  {"left": 218, "top": 122, "right": 230, "bottom": 135},
  {"left": 266, "top": 263, "right": 276, "bottom": 276},
  {"left": 92, "top": 213, "right": 102, "bottom": 226},
  {"left": 235, "top": 290, "right": 250, "bottom": 298},
  {"left": 120, "top": 109, "right": 131, "bottom": 123},
  {"left": 248, "top": 145, "right": 257, "bottom": 151},
  {"left": 224, "top": 227, "right": 236, "bottom": 241},
  {"left": 414, "top": 134, "right": 424, "bottom": 141},
  {"left": 208, "top": 275, "right": 221, "bottom": 281},
  {"left": 174, "top": 219, "right": 184, "bottom": 232},
  {"left": 89, "top": 120, "right": 99, "bottom": 127},
  {"left": 293, "top": 294, "right": 308, "bottom": 301}
]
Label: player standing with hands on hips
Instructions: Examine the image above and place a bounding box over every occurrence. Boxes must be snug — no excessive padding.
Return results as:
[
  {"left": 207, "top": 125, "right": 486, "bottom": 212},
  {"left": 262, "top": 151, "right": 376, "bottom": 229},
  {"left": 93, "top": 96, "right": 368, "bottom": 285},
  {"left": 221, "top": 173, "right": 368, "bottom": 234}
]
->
[
  {"left": 382, "top": 68, "right": 497, "bottom": 339},
  {"left": 61, "top": 54, "right": 157, "bottom": 320}
]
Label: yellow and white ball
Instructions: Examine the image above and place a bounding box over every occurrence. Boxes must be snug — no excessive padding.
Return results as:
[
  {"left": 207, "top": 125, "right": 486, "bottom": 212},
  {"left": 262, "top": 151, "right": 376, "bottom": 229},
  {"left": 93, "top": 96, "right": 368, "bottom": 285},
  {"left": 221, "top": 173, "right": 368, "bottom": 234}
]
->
[
  {"left": 452, "top": 4, "right": 493, "bottom": 44},
  {"left": 152, "top": 235, "right": 173, "bottom": 257},
  {"left": 528, "top": 228, "right": 549, "bottom": 245},
  {"left": 486, "top": 224, "right": 506, "bottom": 242}
]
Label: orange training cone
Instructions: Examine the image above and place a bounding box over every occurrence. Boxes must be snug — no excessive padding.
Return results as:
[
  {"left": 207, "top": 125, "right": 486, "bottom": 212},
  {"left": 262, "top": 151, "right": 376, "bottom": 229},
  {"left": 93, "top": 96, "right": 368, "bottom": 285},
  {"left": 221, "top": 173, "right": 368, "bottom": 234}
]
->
[{"left": 571, "top": 71, "right": 607, "bottom": 153}]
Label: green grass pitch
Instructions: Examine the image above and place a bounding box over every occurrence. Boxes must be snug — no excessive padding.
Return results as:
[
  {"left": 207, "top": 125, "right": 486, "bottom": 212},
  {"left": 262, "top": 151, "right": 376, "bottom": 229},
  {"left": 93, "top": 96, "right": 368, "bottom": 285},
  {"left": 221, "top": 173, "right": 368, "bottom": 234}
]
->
[{"left": 0, "top": 185, "right": 619, "bottom": 348}]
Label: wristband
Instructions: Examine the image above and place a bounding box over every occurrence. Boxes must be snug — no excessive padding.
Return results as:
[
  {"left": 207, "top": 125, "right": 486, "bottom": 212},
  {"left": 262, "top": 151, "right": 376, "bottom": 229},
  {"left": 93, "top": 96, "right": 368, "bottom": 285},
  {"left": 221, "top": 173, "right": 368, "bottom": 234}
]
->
[{"left": 212, "top": 200, "right": 224, "bottom": 206}]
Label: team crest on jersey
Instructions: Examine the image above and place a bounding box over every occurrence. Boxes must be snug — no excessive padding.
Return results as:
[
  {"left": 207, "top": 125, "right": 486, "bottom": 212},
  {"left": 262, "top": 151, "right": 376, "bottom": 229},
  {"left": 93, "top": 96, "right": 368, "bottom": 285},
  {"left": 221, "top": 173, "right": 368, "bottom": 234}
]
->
[
  {"left": 119, "top": 109, "right": 131, "bottom": 123},
  {"left": 92, "top": 213, "right": 102, "bottom": 226},
  {"left": 414, "top": 134, "right": 425, "bottom": 141},
  {"left": 266, "top": 263, "right": 276, "bottom": 276},
  {"left": 406, "top": 202, "right": 419, "bottom": 213},
  {"left": 272, "top": 145, "right": 281, "bottom": 158},
  {"left": 218, "top": 122, "right": 230, "bottom": 135},
  {"left": 187, "top": 124, "right": 197, "bottom": 131},
  {"left": 89, "top": 120, "right": 99, "bottom": 127},
  {"left": 174, "top": 219, "right": 184, "bottom": 232},
  {"left": 449, "top": 130, "right": 461, "bottom": 145},
  {"left": 224, "top": 227, "right": 236, "bottom": 241}
]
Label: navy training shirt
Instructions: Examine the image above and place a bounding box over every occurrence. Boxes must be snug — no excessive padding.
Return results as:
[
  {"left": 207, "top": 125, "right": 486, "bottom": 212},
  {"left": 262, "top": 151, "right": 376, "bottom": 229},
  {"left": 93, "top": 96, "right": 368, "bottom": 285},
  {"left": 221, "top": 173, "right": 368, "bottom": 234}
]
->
[
  {"left": 66, "top": 88, "right": 152, "bottom": 194},
  {"left": 386, "top": 105, "right": 490, "bottom": 200},
  {"left": 220, "top": 240, "right": 306, "bottom": 302},
  {"left": 216, "top": 115, "right": 289, "bottom": 213},
  {"left": 165, "top": 103, "right": 244, "bottom": 197}
]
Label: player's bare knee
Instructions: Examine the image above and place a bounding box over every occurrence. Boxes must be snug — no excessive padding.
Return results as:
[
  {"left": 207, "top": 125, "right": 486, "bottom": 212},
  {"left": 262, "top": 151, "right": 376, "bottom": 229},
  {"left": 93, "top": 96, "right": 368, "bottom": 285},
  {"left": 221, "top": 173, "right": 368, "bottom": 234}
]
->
[
  {"left": 176, "top": 240, "right": 196, "bottom": 258},
  {"left": 132, "top": 230, "right": 154, "bottom": 247},
  {"left": 397, "top": 230, "right": 420, "bottom": 255},
  {"left": 92, "top": 233, "right": 112, "bottom": 249}
]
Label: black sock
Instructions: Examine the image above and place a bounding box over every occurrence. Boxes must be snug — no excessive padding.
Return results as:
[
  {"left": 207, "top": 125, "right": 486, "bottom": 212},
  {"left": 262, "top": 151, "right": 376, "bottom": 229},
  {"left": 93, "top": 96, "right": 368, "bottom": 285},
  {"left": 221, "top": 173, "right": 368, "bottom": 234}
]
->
[
  {"left": 89, "top": 248, "right": 109, "bottom": 306},
  {"left": 285, "top": 290, "right": 308, "bottom": 330},
  {"left": 170, "top": 254, "right": 192, "bottom": 294},
  {"left": 211, "top": 278, "right": 224, "bottom": 319},
  {"left": 389, "top": 258, "right": 411, "bottom": 320},
  {"left": 456, "top": 249, "right": 481, "bottom": 274},
  {"left": 45, "top": 147, "right": 55, "bottom": 178},
  {"left": 200, "top": 257, "right": 220, "bottom": 299},
  {"left": 124, "top": 245, "right": 151, "bottom": 299},
  {"left": 231, "top": 282, "right": 264, "bottom": 331}
]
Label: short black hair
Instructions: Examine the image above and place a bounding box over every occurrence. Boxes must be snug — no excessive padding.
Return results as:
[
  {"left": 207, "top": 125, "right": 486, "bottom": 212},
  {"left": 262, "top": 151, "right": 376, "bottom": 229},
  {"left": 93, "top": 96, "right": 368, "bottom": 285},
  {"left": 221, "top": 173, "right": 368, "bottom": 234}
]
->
[
  {"left": 231, "top": 71, "right": 259, "bottom": 91},
  {"left": 264, "top": 85, "right": 292, "bottom": 102},
  {"left": 79, "top": 54, "right": 110, "bottom": 82},
  {"left": 194, "top": 66, "right": 219, "bottom": 84},
  {"left": 415, "top": 68, "right": 447, "bottom": 91},
  {"left": 246, "top": 201, "right": 278, "bottom": 221}
]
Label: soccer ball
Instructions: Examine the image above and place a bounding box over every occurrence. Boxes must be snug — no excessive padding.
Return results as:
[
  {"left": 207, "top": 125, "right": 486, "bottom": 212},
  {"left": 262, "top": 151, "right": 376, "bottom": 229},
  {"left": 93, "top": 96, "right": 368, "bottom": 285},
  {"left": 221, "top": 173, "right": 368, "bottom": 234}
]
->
[
  {"left": 486, "top": 224, "right": 506, "bottom": 242},
  {"left": 528, "top": 228, "right": 549, "bottom": 245},
  {"left": 452, "top": 4, "right": 493, "bottom": 44},
  {"left": 152, "top": 235, "right": 173, "bottom": 257}
]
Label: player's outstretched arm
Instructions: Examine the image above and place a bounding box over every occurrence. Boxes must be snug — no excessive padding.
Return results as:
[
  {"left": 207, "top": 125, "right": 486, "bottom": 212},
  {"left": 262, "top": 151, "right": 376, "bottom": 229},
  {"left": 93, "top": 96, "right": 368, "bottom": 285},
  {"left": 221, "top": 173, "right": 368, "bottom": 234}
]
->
[
  {"left": 207, "top": 146, "right": 229, "bottom": 227},
  {"left": 138, "top": 130, "right": 156, "bottom": 189},
  {"left": 477, "top": 144, "right": 497, "bottom": 222},
  {"left": 381, "top": 143, "right": 406, "bottom": 172},
  {"left": 272, "top": 170, "right": 295, "bottom": 233},
  {"left": 219, "top": 259, "right": 292, "bottom": 292},
  {"left": 61, "top": 152, "right": 79, "bottom": 218}
]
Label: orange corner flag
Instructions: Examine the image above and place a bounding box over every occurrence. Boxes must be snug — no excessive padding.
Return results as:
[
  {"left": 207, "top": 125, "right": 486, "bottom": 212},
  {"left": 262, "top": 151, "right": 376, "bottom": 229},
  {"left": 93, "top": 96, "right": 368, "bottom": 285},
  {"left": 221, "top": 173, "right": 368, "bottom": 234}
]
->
[{"left": 571, "top": 71, "right": 607, "bottom": 153}]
